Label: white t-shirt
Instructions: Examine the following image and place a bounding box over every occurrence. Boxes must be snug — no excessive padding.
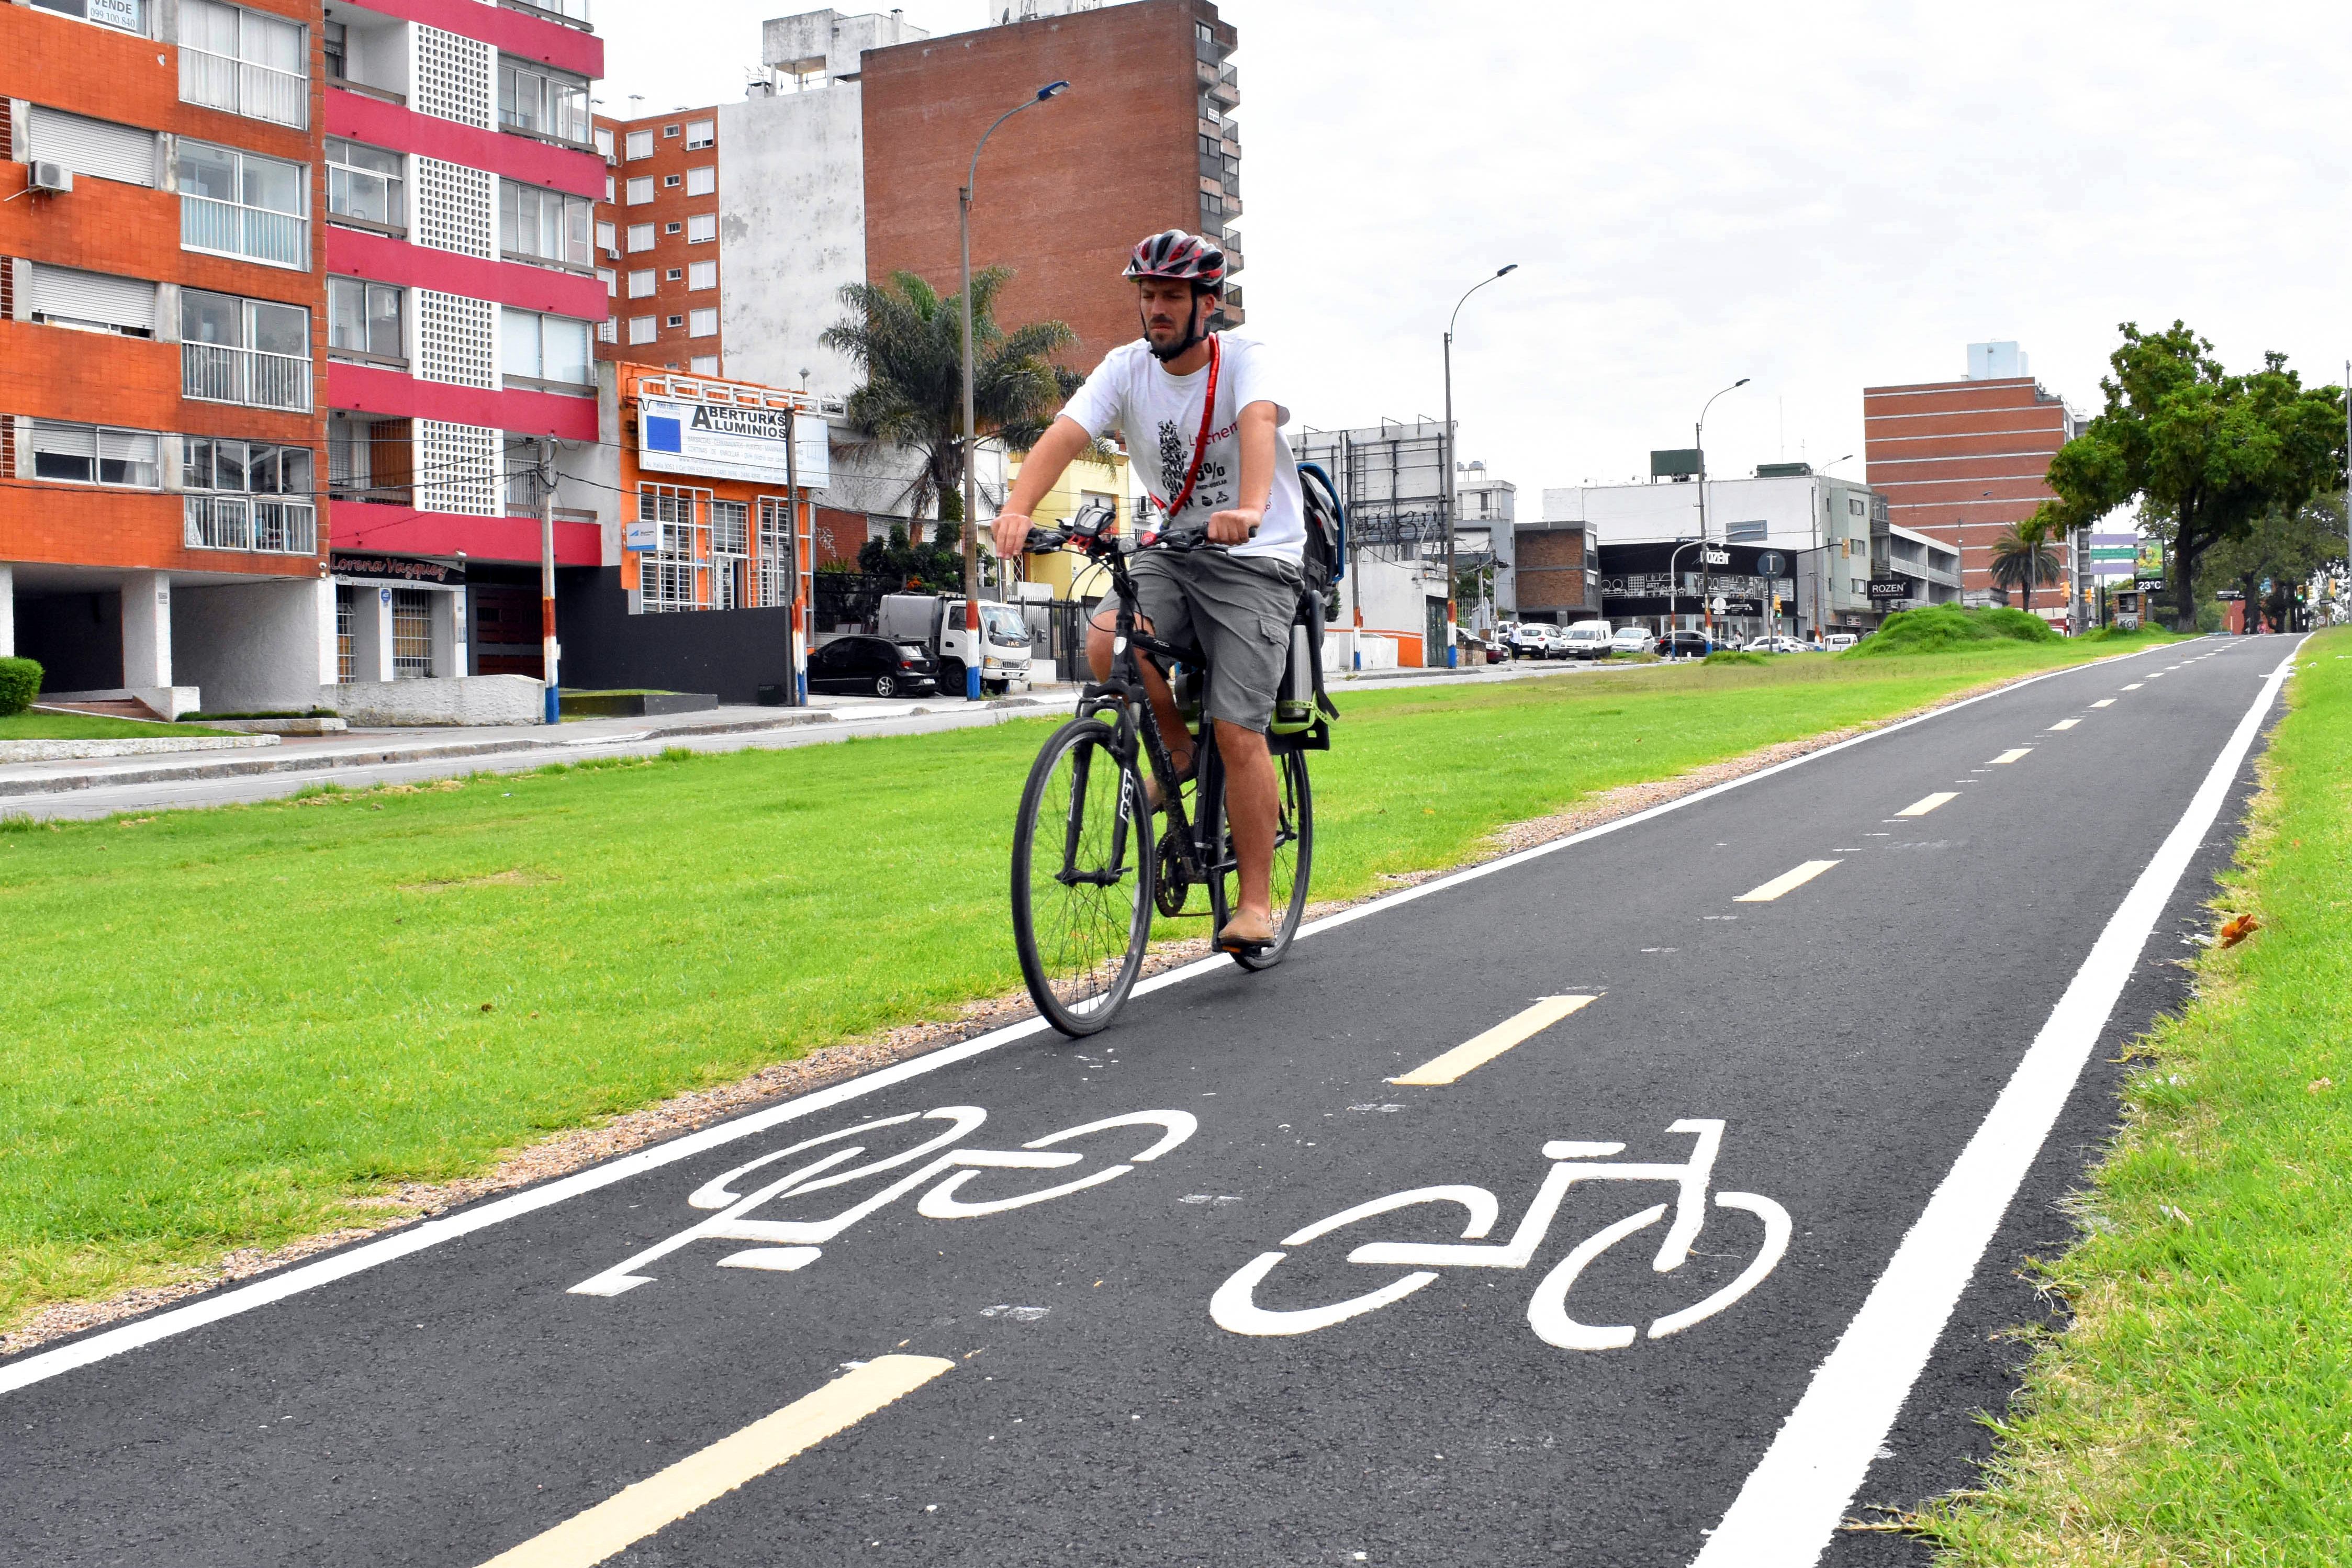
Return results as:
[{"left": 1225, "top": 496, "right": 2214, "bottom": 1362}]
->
[{"left": 1060, "top": 334, "right": 1307, "bottom": 565}]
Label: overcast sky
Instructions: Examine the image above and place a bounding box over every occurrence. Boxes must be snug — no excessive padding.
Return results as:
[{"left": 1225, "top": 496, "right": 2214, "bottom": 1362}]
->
[{"left": 598, "top": 1, "right": 2352, "bottom": 515}]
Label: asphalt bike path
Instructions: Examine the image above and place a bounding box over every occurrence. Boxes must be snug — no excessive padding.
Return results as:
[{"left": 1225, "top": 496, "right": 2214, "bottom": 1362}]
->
[{"left": 0, "top": 635, "right": 2291, "bottom": 1567}]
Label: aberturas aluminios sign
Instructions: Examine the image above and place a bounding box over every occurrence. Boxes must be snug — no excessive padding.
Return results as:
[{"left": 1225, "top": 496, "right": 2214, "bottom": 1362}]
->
[{"left": 639, "top": 396, "right": 830, "bottom": 488}]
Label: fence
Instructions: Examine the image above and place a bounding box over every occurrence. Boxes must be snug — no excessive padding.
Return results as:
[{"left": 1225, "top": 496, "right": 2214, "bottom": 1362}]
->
[
  {"left": 184, "top": 495, "right": 316, "bottom": 554},
  {"left": 183, "top": 341, "right": 311, "bottom": 411}
]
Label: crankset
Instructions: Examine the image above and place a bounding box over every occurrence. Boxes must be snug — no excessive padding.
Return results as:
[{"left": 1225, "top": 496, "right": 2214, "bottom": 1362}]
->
[{"left": 1155, "top": 825, "right": 1197, "bottom": 917}]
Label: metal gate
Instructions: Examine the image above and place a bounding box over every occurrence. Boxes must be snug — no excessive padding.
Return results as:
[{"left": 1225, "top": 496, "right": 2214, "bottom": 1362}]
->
[{"left": 1424, "top": 596, "right": 1448, "bottom": 667}]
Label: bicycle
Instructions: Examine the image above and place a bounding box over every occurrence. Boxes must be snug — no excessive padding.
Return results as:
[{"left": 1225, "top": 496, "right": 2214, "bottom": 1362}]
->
[
  {"left": 1207, "top": 1118, "right": 1792, "bottom": 1350},
  {"left": 1008, "top": 500, "right": 1318, "bottom": 1037}
]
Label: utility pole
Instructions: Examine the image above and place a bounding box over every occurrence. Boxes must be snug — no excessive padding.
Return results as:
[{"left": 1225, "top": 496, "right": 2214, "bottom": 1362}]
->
[
  {"left": 786, "top": 402, "right": 804, "bottom": 704},
  {"left": 1695, "top": 378, "right": 1749, "bottom": 646},
  {"left": 539, "top": 435, "right": 558, "bottom": 724}
]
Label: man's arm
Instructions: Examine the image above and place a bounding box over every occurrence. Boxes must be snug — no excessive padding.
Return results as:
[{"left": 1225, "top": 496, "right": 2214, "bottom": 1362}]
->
[
  {"left": 1207, "top": 400, "right": 1279, "bottom": 545},
  {"left": 990, "top": 417, "right": 1095, "bottom": 557}
]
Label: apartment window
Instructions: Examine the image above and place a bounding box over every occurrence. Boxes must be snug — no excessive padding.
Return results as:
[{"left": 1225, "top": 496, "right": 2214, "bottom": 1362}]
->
[
  {"left": 596, "top": 266, "right": 616, "bottom": 297},
  {"left": 178, "top": 0, "right": 306, "bottom": 128},
  {"left": 604, "top": 175, "right": 614, "bottom": 200},
  {"left": 639, "top": 486, "right": 704, "bottom": 611},
  {"left": 626, "top": 176, "right": 655, "bottom": 204},
  {"left": 662, "top": 124, "right": 680, "bottom": 138},
  {"left": 685, "top": 165, "right": 715, "bottom": 197},
  {"left": 624, "top": 129, "right": 653, "bottom": 160},
  {"left": 594, "top": 126, "right": 614, "bottom": 160},
  {"left": 627, "top": 270, "right": 656, "bottom": 298},
  {"left": 178, "top": 140, "right": 306, "bottom": 267},
  {"left": 665, "top": 268, "right": 682, "bottom": 281},
  {"left": 327, "top": 276, "right": 404, "bottom": 362},
  {"left": 627, "top": 223, "right": 656, "bottom": 252},
  {"left": 662, "top": 174, "right": 680, "bottom": 189},
  {"left": 687, "top": 260, "right": 716, "bottom": 290},
  {"left": 30, "top": 421, "right": 159, "bottom": 487},
  {"left": 497, "top": 59, "right": 590, "bottom": 144},
  {"left": 501, "top": 307, "right": 592, "bottom": 387},
  {"left": 628, "top": 316, "right": 656, "bottom": 345},
  {"left": 325, "top": 138, "right": 404, "bottom": 231},
  {"left": 685, "top": 119, "right": 714, "bottom": 150},
  {"left": 27, "top": 0, "right": 149, "bottom": 35},
  {"left": 596, "top": 220, "right": 617, "bottom": 251},
  {"left": 596, "top": 318, "right": 617, "bottom": 343},
  {"left": 24, "top": 106, "right": 158, "bottom": 188},
  {"left": 688, "top": 308, "right": 716, "bottom": 338},
  {"left": 181, "top": 289, "right": 311, "bottom": 410},
  {"left": 183, "top": 438, "right": 316, "bottom": 550},
  {"left": 690, "top": 354, "right": 720, "bottom": 376},
  {"left": 28, "top": 264, "right": 157, "bottom": 336},
  {"left": 663, "top": 221, "right": 681, "bottom": 236},
  {"left": 685, "top": 213, "right": 716, "bottom": 243},
  {"left": 664, "top": 314, "right": 683, "bottom": 329},
  {"left": 500, "top": 180, "right": 593, "bottom": 268}
]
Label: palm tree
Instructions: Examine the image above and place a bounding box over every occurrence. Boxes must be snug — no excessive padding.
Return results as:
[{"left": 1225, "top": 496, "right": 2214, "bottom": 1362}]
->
[
  {"left": 821, "top": 267, "right": 1081, "bottom": 525},
  {"left": 1989, "top": 519, "right": 2062, "bottom": 612}
]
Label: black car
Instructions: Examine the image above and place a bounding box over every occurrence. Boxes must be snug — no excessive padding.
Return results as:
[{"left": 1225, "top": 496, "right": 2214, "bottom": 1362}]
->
[
  {"left": 1653, "top": 631, "right": 1715, "bottom": 659},
  {"left": 808, "top": 635, "right": 939, "bottom": 697}
]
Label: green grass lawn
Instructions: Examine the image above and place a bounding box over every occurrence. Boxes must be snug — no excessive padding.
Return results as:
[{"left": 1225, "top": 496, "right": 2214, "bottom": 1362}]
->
[
  {"left": 1916, "top": 625, "right": 2352, "bottom": 1564},
  {"left": 0, "top": 632, "right": 2178, "bottom": 1332},
  {"left": 0, "top": 714, "right": 232, "bottom": 741}
]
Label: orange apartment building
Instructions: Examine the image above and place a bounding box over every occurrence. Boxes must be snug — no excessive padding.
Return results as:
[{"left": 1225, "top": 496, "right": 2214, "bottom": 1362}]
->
[
  {"left": 1864, "top": 341, "right": 2088, "bottom": 619},
  {"left": 589, "top": 106, "right": 722, "bottom": 376},
  {"left": 3, "top": 0, "right": 329, "bottom": 716}
]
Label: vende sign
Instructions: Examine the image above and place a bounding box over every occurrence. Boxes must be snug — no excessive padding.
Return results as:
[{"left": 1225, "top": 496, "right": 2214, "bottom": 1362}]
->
[{"left": 639, "top": 397, "right": 830, "bottom": 488}]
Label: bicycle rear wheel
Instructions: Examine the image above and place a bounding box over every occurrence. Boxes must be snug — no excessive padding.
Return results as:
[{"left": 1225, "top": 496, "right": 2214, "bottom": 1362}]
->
[
  {"left": 1011, "top": 718, "right": 1156, "bottom": 1037},
  {"left": 1205, "top": 743, "right": 1314, "bottom": 970}
]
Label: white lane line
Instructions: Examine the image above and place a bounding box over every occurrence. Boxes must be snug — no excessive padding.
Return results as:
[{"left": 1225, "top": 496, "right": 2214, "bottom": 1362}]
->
[
  {"left": 1692, "top": 639, "right": 2306, "bottom": 1568},
  {"left": 2123, "top": 683, "right": 2144, "bottom": 690},
  {"left": 1734, "top": 860, "right": 1842, "bottom": 902},
  {"left": 2049, "top": 719, "right": 2080, "bottom": 731},
  {"left": 1893, "top": 792, "right": 1958, "bottom": 817},
  {"left": 476, "top": 1356, "right": 953, "bottom": 1568},
  {"left": 1390, "top": 995, "right": 1597, "bottom": 1086},
  {"left": 2147, "top": 673, "right": 2165, "bottom": 679},
  {"left": 1989, "top": 749, "right": 2032, "bottom": 765},
  {"left": 0, "top": 645, "right": 2163, "bottom": 1398},
  {"left": 2090, "top": 699, "right": 2115, "bottom": 708}
]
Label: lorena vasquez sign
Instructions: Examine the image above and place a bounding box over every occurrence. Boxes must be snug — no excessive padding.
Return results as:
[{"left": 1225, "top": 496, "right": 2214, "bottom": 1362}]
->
[
  {"left": 332, "top": 553, "right": 463, "bottom": 587},
  {"left": 639, "top": 397, "right": 830, "bottom": 488}
]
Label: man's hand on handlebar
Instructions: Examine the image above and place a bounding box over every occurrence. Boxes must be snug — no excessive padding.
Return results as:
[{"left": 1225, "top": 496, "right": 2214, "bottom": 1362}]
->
[
  {"left": 991, "top": 512, "right": 1034, "bottom": 559},
  {"left": 1207, "top": 506, "right": 1262, "bottom": 545}
]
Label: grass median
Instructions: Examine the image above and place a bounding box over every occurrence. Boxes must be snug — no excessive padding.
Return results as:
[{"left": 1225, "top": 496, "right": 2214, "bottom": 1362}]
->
[
  {"left": 0, "top": 631, "right": 2178, "bottom": 1335},
  {"left": 1915, "top": 625, "right": 2352, "bottom": 1564}
]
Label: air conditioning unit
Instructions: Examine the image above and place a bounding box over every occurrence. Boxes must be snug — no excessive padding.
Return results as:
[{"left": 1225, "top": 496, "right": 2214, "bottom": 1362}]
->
[
  {"left": 30, "top": 162, "right": 74, "bottom": 194},
  {"left": 604, "top": 247, "right": 620, "bottom": 260}
]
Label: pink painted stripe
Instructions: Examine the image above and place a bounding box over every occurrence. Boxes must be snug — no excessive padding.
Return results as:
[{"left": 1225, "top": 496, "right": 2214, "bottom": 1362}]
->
[
  {"left": 327, "top": 88, "right": 604, "bottom": 200},
  {"left": 326, "top": 226, "right": 607, "bottom": 320},
  {"left": 331, "top": 504, "right": 602, "bottom": 566},
  {"left": 349, "top": 0, "right": 602, "bottom": 76},
  {"left": 325, "top": 359, "right": 600, "bottom": 441}
]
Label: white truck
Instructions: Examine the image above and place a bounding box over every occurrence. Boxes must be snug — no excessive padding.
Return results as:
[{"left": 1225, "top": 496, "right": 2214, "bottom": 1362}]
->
[
  {"left": 876, "top": 593, "right": 1034, "bottom": 695},
  {"left": 1557, "top": 621, "right": 1614, "bottom": 661}
]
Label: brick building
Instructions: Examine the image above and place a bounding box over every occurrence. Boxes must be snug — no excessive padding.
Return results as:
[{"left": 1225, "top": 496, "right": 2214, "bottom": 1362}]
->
[
  {"left": 589, "top": 103, "right": 721, "bottom": 377},
  {"left": 1864, "top": 341, "right": 2086, "bottom": 617},
  {"left": 3, "top": 0, "right": 328, "bottom": 716}
]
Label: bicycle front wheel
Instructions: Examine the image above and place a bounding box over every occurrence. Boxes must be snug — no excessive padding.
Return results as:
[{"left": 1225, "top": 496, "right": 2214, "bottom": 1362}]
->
[
  {"left": 1206, "top": 744, "right": 1314, "bottom": 970},
  {"left": 1011, "top": 718, "right": 1156, "bottom": 1037}
]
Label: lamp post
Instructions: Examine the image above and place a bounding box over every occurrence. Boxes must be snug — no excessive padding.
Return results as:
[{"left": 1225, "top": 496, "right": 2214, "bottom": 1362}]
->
[
  {"left": 1953, "top": 489, "right": 1991, "bottom": 608},
  {"left": 1799, "top": 454, "right": 1852, "bottom": 638},
  {"left": 1695, "top": 377, "right": 1749, "bottom": 646},
  {"left": 1442, "top": 264, "right": 1516, "bottom": 668},
  {"left": 958, "top": 79, "right": 1068, "bottom": 701},
  {"left": 1666, "top": 537, "right": 1706, "bottom": 654}
]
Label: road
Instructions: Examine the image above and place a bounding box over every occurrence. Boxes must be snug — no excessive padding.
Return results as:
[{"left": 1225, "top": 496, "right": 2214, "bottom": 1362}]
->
[{"left": 0, "top": 635, "right": 2296, "bottom": 1567}]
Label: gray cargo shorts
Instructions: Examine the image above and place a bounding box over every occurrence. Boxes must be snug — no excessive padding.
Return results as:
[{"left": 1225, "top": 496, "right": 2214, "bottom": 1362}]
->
[{"left": 1116, "top": 549, "right": 1304, "bottom": 733}]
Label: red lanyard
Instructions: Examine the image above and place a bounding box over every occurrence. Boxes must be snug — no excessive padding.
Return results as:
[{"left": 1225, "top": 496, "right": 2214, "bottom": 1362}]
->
[{"left": 1147, "top": 333, "right": 1221, "bottom": 526}]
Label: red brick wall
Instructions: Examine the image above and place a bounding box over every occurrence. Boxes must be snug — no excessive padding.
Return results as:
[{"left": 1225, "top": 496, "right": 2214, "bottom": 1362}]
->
[
  {"left": 813, "top": 506, "right": 866, "bottom": 567},
  {"left": 1863, "top": 376, "right": 2070, "bottom": 599},
  {"left": 1514, "top": 526, "right": 1593, "bottom": 616},
  {"left": 592, "top": 109, "right": 722, "bottom": 372},
  {"left": 860, "top": 0, "right": 1230, "bottom": 374},
  {"left": 1, "top": 0, "right": 327, "bottom": 577}
]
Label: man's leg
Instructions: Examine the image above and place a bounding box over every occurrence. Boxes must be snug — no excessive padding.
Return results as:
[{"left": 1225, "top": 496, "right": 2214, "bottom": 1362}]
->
[
  {"left": 1216, "top": 719, "right": 1277, "bottom": 922},
  {"left": 1087, "top": 609, "right": 1191, "bottom": 772}
]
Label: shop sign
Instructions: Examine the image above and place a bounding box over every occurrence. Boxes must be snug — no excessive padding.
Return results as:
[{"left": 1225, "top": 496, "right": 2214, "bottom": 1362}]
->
[
  {"left": 331, "top": 552, "right": 463, "bottom": 587},
  {"left": 1866, "top": 579, "right": 1911, "bottom": 599},
  {"left": 640, "top": 396, "right": 830, "bottom": 488}
]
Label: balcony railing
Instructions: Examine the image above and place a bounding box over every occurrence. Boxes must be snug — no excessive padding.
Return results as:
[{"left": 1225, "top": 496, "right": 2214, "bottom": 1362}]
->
[
  {"left": 182, "top": 195, "right": 308, "bottom": 268},
  {"left": 181, "top": 48, "right": 308, "bottom": 128},
  {"left": 183, "top": 342, "right": 312, "bottom": 412},
  {"left": 185, "top": 495, "right": 318, "bottom": 554}
]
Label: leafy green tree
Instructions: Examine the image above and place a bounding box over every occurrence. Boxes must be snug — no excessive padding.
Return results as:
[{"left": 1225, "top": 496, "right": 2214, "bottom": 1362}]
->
[
  {"left": 855, "top": 520, "right": 964, "bottom": 592},
  {"left": 2044, "top": 322, "right": 2346, "bottom": 631},
  {"left": 1988, "top": 519, "right": 2063, "bottom": 613},
  {"left": 2203, "top": 492, "right": 2348, "bottom": 632},
  {"left": 821, "top": 268, "right": 1082, "bottom": 528}
]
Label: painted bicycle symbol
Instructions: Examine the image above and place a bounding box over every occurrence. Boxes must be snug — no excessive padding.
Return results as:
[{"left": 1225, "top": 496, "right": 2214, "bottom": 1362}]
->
[
  {"left": 571, "top": 1105, "right": 1197, "bottom": 1297},
  {"left": 1209, "top": 1119, "right": 1791, "bottom": 1350}
]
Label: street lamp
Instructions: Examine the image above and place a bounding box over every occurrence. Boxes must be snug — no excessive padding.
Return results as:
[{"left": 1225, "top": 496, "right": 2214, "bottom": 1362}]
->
[
  {"left": 1666, "top": 537, "right": 1706, "bottom": 653},
  {"left": 1695, "top": 378, "right": 1749, "bottom": 644},
  {"left": 1953, "top": 489, "right": 1991, "bottom": 608},
  {"left": 958, "top": 79, "right": 1068, "bottom": 700},
  {"left": 1442, "top": 264, "right": 1517, "bottom": 668}
]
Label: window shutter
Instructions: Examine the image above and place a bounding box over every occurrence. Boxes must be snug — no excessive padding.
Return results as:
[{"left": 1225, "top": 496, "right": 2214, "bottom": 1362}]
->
[
  {"left": 28, "top": 264, "right": 158, "bottom": 332},
  {"left": 27, "top": 106, "right": 158, "bottom": 186}
]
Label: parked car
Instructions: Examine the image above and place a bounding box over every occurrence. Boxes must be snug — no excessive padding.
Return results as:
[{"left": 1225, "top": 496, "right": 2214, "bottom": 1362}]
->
[
  {"left": 1508, "top": 623, "right": 1556, "bottom": 659},
  {"left": 1609, "top": 625, "right": 1652, "bottom": 655},
  {"left": 808, "top": 635, "right": 939, "bottom": 697},
  {"left": 1747, "top": 635, "right": 1806, "bottom": 654},
  {"left": 1556, "top": 621, "right": 1614, "bottom": 661},
  {"left": 1654, "top": 631, "right": 1715, "bottom": 659}
]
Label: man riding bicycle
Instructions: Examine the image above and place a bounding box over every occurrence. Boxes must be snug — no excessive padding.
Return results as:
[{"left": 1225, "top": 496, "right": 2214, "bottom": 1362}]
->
[{"left": 992, "top": 228, "right": 1309, "bottom": 955}]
